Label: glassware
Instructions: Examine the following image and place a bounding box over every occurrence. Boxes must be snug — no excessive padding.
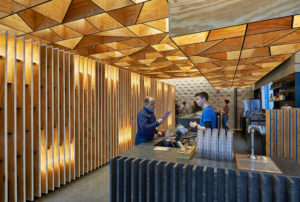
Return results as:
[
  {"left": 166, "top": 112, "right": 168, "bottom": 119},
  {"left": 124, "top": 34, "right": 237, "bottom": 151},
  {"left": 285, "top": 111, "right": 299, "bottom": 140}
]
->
[
  {"left": 204, "top": 128, "right": 211, "bottom": 160},
  {"left": 218, "top": 129, "right": 226, "bottom": 161},
  {"left": 226, "top": 130, "right": 233, "bottom": 162},
  {"left": 211, "top": 129, "right": 218, "bottom": 160},
  {"left": 197, "top": 129, "right": 204, "bottom": 158}
]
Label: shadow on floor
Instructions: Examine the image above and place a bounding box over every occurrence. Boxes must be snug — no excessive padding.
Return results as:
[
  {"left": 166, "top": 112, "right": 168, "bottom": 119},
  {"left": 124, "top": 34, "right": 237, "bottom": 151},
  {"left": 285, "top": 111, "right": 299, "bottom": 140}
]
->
[{"left": 35, "top": 164, "right": 110, "bottom": 202}]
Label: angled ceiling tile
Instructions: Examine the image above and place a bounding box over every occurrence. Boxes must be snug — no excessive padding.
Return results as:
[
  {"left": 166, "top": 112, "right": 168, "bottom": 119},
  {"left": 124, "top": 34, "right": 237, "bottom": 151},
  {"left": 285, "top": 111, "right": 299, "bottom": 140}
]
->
[
  {"left": 55, "top": 36, "right": 83, "bottom": 49},
  {"left": 65, "top": 19, "right": 99, "bottom": 35},
  {"left": 91, "top": 0, "right": 133, "bottom": 11},
  {"left": 136, "top": 0, "right": 168, "bottom": 24},
  {"left": 18, "top": 9, "right": 59, "bottom": 31},
  {"left": 95, "top": 27, "right": 136, "bottom": 37},
  {"left": 0, "top": 14, "right": 33, "bottom": 33},
  {"left": 86, "top": 13, "right": 123, "bottom": 32},
  {"left": 63, "top": 0, "right": 105, "bottom": 23},
  {"left": 145, "top": 18, "right": 169, "bottom": 32},
  {"left": 108, "top": 4, "right": 143, "bottom": 26},
  {"left": 50, "top": 24, "right": 82, "bottom": 39},
  {"left": 128, "top": 24, "right": 163, "bottom": 37},
  {"left": 246, "top": 16, "right": 292, "bottom": 35},
  {"left": 32, "top": 0, "right": 72, "bottom": 23},
  {"left": 31, "top": 28, "right": 63, "bottom": 42}
]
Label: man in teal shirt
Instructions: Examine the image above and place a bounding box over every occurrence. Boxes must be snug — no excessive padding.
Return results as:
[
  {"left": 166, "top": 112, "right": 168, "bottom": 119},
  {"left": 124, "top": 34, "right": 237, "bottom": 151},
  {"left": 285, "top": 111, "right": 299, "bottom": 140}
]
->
[{"left": 190, "top": 92, "right": 216, "bottom": 129}]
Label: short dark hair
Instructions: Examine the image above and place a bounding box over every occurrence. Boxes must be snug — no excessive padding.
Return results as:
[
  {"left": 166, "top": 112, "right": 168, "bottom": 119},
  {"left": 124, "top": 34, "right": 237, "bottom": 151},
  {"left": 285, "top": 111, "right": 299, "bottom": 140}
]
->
[
  {"left": 183, "top": 101, "right": 186, "bottom": 104},
  {"left": 225, "top": 99, "right": 229, "bottom": 104},
  {"left": 195, "top": 92, "right": 208, "bottom": 101}
]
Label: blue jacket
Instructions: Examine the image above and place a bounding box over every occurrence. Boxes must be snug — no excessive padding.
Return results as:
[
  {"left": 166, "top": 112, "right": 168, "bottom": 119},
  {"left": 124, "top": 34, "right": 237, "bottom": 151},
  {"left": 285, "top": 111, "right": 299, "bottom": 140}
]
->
[{"left": 135, "top": 107, "right": 160, "bottom": 145}]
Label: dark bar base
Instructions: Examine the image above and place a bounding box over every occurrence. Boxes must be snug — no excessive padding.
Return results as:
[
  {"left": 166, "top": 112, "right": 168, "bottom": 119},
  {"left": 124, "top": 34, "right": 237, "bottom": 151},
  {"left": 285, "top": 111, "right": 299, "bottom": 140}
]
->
[{"left": 110, "top": 156, "right": 300, "bottom": 202}]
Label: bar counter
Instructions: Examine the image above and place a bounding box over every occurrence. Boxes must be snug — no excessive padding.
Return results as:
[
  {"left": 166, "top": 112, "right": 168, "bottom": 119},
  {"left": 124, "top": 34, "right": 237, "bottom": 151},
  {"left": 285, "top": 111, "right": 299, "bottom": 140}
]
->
[{"left": 110, "top": 137, "right": 300, "bottom": 202}]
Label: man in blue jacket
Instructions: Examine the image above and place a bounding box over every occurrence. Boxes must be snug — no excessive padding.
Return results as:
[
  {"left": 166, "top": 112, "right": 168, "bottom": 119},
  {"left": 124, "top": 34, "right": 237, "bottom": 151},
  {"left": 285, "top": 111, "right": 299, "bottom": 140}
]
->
[{"left": 135, "top": 96, "right": 171, "bottom": 145}]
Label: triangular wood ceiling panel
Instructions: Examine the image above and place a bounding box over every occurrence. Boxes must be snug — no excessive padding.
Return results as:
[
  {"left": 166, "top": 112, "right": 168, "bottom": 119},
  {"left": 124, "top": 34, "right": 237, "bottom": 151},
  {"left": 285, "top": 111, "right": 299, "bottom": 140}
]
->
[
  {"left": 32, "top": 0, "right": 72, "bottom": 23},
  {"left": 86, "top": 13, "right": 123, "bottom": 32},
  {"left": 0, "top": 0, "right": 25, "bottom": 14},
  {"left": 63, "top": 0, "right": 104, "bottom": 23},
  {"left": 90, "top": 0, "right": 133, "bottom": 11},
  {"left": 140, "top": 33, "right": 168, "bottom": 45},
  {"left": 136, "top": 0, "right": 168, "bottom": 23},
  {"left": 14, "top": 0, "right": 50, "bottom": 7},
  {"left": 108, "top": 4, "right": 143, "bottom": 26},
  {"left": 18, "top": 9, "right": 59, "bottom": 31},
  {"left": 64, "top": 19, "right": 98, "bottom": 35},
  {"left": 0, "top": 14, "right": 33, "bottom": 33},
  {"left": 0, "top": 1, "right": 299, "bottom": 88},
  {"left": 55, "top": 36, "right": 83, "bottom": 49},
  {"left": 50, "top": 24, "right": 82, "bottom": 39},
  {"left": 31, "top": 28, "right": 62, "bottom": 41},
  {"left": 0, "top": 24, "right": 25, "bottom": 35}
]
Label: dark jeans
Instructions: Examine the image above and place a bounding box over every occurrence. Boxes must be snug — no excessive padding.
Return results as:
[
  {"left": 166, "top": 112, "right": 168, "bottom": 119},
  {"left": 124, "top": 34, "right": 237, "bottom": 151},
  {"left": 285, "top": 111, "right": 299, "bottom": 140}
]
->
[{"left": 222, "top": 116, "right": 229, "bottom": 130}]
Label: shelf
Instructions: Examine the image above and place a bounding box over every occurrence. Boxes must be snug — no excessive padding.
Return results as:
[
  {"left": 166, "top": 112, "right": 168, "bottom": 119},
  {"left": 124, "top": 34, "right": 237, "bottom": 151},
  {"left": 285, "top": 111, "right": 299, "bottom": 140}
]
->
[
  {"left": 271, "top": 100, "right": 295, "bottom": 102},
  {"left": 271, "top": 86, "right": 294, "bottom": 90}
]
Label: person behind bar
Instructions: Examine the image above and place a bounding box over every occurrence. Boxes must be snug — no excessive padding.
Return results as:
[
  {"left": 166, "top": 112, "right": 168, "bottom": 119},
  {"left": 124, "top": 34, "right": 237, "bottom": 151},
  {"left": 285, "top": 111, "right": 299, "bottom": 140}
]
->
[
  {"left": 189, "top": 92, "right": 216, "bottom": 130},
  {"left": 135, "top": 96, "right": 171, "bottom": 145},
  {"left": 222, "top": 99, "right": 230, "bottom": 130}
]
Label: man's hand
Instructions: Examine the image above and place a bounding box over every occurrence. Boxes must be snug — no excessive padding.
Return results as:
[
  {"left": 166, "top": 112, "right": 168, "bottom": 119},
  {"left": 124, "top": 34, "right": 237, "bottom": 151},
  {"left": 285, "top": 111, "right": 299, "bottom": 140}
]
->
[
  {"left": 189, "top": 121, "right": 197, "bottom": 128},
  {"left": 158, "top": 111, "right": 171, "bottom": 125},
  {"left": 162, "top": 111, "right": 171, "bottom": 121}
]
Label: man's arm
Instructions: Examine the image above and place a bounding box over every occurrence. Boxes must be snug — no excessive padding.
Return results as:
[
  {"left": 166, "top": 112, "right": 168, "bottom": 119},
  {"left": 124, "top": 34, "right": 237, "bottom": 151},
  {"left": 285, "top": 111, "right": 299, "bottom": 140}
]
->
[{"left": 138, "top": 114, "right": 160, "bottom": 133}]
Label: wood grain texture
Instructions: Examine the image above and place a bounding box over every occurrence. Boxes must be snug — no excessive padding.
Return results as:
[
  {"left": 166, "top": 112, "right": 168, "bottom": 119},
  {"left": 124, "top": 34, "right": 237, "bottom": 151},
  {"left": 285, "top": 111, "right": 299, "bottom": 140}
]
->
[
  {"left": 266, "top": 109, "right": 300, "bottom": 163},
  {"left": 0, "top": 32, "right": 176, "bottom": 201},
  {"left": 169, "top": 0, "right": 300, "bottom": 37}
]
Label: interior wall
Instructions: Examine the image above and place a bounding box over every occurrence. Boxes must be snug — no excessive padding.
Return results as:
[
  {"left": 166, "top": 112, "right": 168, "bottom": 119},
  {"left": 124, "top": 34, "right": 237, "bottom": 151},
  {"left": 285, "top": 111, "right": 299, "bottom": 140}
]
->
[
  {"left": 0, "top": 31, "right": 175, "bottom": 202},
  {"left": 161, "top": 77, "right": 254, "bottom": 129}
]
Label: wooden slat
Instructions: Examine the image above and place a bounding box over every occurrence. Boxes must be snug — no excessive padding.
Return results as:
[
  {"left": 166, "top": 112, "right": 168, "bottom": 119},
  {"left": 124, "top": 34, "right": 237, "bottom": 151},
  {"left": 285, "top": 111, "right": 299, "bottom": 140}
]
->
[
  {"left": 0, "top": 31, "right": 8, "bottom": 202},
  {"left": 79, "top": 56, "right": 84, "bottom": 175},
  {"left": 69, "top": 53, "right": 75, "bottom": 180},
  {"left": 53, "top": 48, "right": 60, "bottom": 187},
  {"left": 291, "top": 110, "right": 296, "bottom": 160},
  {"left": 64, "top": 52, "right": 71, "bottom": 182},
  {"left": 7, "top": 35, "right": 17, "bottom": 202},
  {"left": 59, "top": 50, "right": 66, "bottom": 185},
  {"left": 284, "top": 110, "right": 289, "bottom": 159},
  {"left": 92, "top": 61, "right": 96, "bottom": 169},
  {"left": 16, "top": 37, "right": 26, "bottom": 201},
  {"left": 277, "top": 110, "right": 283, "bottom": 158},
  {"left": 84, "top": 58, "right": 88, "bottom": 173},
  {"left": 25, "top": 39, "right": 34, "bottom": 201},
  {"left": 0, "top": 33, "right": 178, "bottom": 200},
  {"left": 271, "top": 110, "right": 276, "bottom": 157},
  {"left": 74, "top": 55, "right": 80, "bottom": 177},
  {"left": 40, "top": 45, "right": 47, "bottom": 194},
  {"left": 46, "top": 46, "right": 54, "bottom": 191},
  {"left": 33, "top": 42, "right": 41, "bottom": 196}
]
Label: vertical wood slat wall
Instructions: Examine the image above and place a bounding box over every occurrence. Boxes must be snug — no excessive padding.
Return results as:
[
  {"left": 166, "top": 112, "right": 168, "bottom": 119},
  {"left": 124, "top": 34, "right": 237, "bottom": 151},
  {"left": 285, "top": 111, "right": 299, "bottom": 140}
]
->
[
  {"left": 0, "top": 32, "right": 176, "bottom": 202},
  {"left": 266, "top": 109, "right": 300, "bottom": 163}
]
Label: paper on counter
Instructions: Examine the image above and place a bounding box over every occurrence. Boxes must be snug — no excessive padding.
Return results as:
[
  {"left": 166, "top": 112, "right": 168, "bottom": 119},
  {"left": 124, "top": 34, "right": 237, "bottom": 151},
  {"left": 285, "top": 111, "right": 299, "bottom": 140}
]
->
[{"left": 153, "top": 146, "right": 170, "bottom": 151}]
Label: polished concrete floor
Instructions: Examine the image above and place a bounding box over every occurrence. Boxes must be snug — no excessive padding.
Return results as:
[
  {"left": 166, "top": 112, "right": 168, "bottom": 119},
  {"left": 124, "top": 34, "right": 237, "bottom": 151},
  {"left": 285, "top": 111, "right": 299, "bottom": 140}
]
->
[
  {"left": 35, "top": 164, "right": 110, "bottom": 202},
  {"left": 35, "top": 131, "right": 260, "bottom": 202}
]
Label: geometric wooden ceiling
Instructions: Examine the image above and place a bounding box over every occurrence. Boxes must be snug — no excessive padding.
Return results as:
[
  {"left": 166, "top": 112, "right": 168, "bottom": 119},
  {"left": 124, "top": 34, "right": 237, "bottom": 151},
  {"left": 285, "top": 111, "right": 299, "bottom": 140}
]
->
[{"left": 0, "top": 0, "right": 300, "bottom": 88}]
